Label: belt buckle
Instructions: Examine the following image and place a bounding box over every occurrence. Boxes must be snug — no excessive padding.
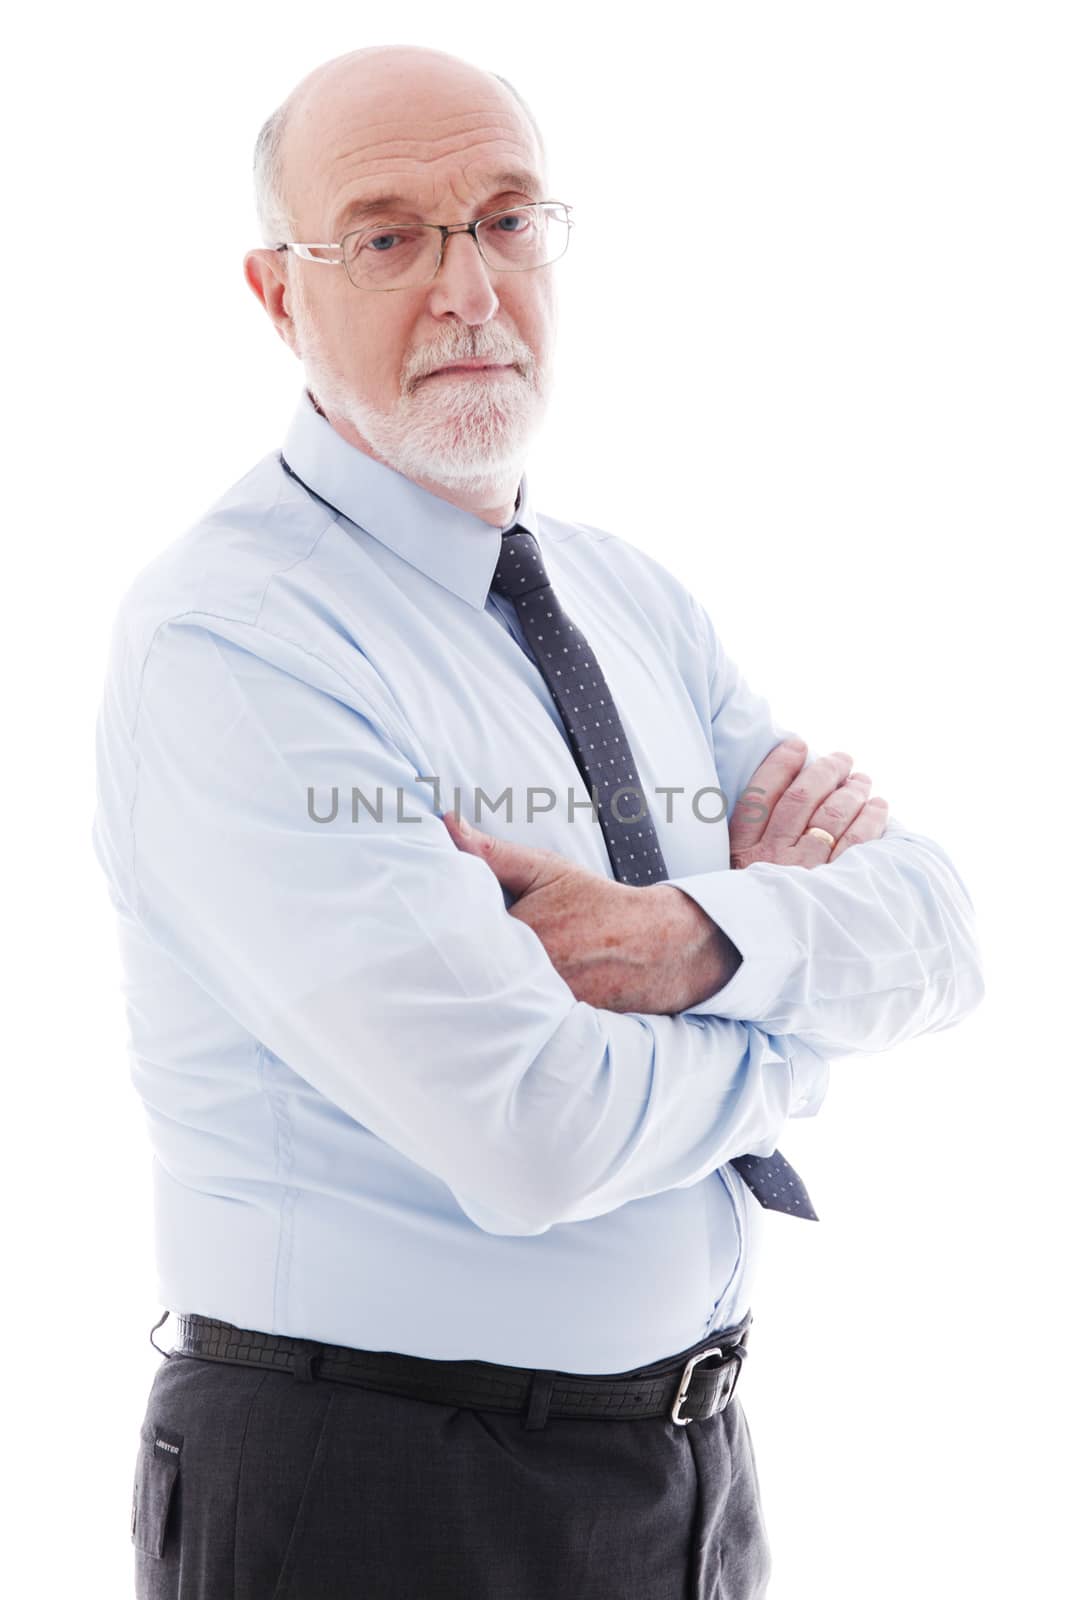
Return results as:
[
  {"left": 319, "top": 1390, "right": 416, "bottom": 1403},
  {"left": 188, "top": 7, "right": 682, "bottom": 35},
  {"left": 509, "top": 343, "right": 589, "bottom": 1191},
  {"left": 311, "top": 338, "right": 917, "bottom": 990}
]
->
[{"left": 670, "top": 1345, "right": 732, "bottom": 1425}]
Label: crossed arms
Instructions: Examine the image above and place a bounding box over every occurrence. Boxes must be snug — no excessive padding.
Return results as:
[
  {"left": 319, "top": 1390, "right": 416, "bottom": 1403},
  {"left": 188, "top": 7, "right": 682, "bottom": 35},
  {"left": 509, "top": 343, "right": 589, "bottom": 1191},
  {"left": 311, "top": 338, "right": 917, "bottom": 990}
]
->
[{"left": 119, "top": 609, "right": 985, "bottom": 1238}]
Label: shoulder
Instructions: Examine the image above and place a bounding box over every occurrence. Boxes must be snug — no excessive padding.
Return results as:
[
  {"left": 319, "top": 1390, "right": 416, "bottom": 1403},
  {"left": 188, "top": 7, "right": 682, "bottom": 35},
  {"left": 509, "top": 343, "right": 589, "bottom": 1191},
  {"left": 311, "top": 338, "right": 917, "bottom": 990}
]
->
[
  {"left": 109, "top": 451, "right": 332, "bottom": 655},
  {"left": 96, "top": 450, "right": 390, "bottom": 745}
]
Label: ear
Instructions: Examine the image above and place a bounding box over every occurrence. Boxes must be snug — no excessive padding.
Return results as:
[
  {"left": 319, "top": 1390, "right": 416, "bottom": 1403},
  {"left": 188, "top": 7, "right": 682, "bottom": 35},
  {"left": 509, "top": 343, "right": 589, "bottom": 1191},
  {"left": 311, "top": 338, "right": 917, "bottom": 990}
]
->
[{"left": 243, "top": 248, "right": 299, "bottom": 353}]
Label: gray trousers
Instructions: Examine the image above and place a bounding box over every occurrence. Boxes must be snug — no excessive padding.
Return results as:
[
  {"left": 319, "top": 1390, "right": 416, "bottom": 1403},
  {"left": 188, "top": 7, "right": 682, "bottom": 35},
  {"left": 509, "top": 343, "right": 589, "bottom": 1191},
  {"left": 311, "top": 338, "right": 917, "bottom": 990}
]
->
[{"left": 131, "top": 1324, "right": 772, "bottom": 1599}]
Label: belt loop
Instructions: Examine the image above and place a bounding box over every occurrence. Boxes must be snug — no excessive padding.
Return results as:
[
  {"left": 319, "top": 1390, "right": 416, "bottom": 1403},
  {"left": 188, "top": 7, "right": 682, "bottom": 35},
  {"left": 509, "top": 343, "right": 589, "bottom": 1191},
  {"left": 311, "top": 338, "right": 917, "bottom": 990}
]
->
[
  {"left": 149, "top": 1309, "right": 171, "bottom": 1358},
  {"left": 291, "top": 1343, "right": 322, "bottom": 1384},
  {"left": 522, "top": 1370, "right": 555, "bottom": 1430}
]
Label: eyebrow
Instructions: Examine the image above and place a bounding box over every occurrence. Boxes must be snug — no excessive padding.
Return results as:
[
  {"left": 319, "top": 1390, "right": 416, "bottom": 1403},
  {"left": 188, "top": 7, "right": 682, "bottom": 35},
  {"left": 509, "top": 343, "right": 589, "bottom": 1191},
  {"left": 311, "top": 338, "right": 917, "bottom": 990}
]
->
[{"left": 333, "top": 170, "right": 545, "bottom": 232}]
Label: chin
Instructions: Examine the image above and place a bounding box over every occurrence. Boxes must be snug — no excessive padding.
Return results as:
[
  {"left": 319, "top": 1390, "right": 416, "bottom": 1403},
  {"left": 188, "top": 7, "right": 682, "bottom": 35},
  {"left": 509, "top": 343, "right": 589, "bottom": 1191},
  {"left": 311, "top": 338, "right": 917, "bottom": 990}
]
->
[
  {"left": 302, "top": 352, "right": 549, "bottom": 491},
  {"left": 381, "top": 384, "right": 544, "bottom": 484}
]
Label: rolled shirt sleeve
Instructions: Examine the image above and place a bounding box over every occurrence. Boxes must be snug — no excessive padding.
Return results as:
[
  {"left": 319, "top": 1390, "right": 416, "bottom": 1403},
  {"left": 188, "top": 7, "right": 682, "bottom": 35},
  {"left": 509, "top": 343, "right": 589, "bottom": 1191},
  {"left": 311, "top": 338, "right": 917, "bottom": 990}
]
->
[
  {"left": 109, "top": 611, "right": 830, "bottom": 1238},
  {"left": 666, "top": 597, "right": 986, "bottom": 1057}
]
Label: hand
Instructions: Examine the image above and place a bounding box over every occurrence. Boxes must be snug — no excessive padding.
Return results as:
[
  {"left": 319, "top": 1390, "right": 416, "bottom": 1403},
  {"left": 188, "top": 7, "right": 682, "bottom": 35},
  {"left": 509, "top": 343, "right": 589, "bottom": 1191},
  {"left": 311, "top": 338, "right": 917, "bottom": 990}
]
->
[
  {"left": 730, "top": 741, "right": 889, "bottom": 868},
  {"left": 440, "top": 810, "right": 735, "bottom": 1014}
]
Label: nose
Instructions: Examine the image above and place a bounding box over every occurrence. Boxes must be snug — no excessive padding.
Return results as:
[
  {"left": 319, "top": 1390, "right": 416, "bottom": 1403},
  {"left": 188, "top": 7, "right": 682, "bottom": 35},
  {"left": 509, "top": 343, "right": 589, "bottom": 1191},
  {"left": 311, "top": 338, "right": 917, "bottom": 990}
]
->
[{"left": 425, "top": 228, "right": 500, "bottom": 324}]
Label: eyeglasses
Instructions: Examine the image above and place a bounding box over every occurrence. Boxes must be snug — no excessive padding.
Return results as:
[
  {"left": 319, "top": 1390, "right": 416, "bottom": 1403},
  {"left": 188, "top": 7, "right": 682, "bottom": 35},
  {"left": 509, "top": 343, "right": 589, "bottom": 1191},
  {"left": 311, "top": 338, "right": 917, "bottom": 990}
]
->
[{"left": 273, "top": 200, "right": 574, "bottom": 292}]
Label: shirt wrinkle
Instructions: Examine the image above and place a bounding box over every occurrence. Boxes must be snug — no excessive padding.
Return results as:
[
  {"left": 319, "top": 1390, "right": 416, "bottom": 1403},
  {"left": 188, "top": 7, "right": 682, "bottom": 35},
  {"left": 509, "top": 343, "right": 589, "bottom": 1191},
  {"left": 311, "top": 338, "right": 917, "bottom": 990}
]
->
[{"left": 90, "top": 384, "right": 984, "bottom": 1370}]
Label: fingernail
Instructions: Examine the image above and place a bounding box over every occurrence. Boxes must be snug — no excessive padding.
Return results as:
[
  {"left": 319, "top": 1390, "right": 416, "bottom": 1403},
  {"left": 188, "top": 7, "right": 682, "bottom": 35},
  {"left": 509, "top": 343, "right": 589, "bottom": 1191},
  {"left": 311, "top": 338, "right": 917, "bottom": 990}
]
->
[
  {"left": 783, "top": 738, "right": 806, "bottom": 752},
  {"left": 457, "top": 813, "right": 472, "bottom": 836}
]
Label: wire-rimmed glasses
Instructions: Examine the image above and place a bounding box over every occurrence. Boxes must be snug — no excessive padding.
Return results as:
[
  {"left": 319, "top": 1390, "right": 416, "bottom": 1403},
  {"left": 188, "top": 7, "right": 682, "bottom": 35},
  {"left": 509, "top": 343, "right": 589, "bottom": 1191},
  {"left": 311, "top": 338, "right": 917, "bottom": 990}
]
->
[{"left": 273, "top": 200, "right": 574, "bottom": 292}]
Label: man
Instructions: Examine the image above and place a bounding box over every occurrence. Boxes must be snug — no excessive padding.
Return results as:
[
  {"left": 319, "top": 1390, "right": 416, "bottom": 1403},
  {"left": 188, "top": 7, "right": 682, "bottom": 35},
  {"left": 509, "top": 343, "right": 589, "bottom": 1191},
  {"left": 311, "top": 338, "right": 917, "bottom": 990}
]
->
[{"left": 92, "top": 42, "right": 985, "bottom": 1600}]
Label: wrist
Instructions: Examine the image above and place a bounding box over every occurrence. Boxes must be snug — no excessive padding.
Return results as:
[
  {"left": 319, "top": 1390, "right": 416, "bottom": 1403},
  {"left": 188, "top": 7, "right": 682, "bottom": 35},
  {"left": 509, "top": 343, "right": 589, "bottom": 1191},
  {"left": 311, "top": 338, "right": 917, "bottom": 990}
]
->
[{"left": 653, "top": 885, "right": 742, "bottom": 1008}]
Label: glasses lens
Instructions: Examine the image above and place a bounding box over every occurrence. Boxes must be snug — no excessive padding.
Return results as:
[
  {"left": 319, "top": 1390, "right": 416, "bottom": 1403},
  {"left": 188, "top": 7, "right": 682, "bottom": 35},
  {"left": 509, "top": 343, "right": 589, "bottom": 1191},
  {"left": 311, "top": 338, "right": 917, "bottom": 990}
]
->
[
  {"left": 477, "top": 204, "right": 571, "bottom": 272},
  {"left": 343, "top": 205, "right": 571, "bottom": 290},
  {"left": 344, "top": 225, "right": 440, "bottom": 290}
]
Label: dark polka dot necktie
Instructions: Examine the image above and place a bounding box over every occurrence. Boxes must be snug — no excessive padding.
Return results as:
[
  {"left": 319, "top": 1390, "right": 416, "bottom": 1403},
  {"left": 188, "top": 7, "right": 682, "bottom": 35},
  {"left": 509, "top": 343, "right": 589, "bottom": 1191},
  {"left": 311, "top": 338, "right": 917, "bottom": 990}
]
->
[{"left": 490, "top": 527, "right": 818, "bottom": 1220}]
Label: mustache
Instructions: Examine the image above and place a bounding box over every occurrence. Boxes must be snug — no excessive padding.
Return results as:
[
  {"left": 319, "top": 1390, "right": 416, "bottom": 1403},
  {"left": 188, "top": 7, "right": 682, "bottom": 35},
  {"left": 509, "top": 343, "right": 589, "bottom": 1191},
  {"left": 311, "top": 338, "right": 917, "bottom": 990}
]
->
[{"left": 411, "top": 341, "right": 531, "bottom": 383}]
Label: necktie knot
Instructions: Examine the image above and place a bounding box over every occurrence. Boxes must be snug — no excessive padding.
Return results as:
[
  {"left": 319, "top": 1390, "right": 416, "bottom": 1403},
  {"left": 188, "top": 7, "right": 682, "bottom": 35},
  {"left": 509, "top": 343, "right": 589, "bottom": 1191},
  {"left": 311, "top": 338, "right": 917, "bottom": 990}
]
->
[{"left": 490, "top": 528, "right": 552, "bottom": 601}]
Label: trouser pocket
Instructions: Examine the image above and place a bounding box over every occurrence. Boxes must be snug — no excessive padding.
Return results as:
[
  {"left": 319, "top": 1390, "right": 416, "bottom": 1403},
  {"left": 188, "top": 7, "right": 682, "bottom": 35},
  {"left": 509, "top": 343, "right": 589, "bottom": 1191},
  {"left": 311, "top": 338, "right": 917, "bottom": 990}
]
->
[{"left": 131, "top": 1424, "right": 183, "bottom": 1558}]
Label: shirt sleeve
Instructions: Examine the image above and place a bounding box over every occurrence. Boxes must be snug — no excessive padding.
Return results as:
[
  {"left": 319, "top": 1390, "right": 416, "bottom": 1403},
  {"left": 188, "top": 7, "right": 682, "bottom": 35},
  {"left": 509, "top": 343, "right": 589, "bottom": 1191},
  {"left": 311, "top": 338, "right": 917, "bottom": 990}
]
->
[
  {"left": 665, "top": 596, "right": 986, "bottom": 1055},
  {"left": 116, "top": 612, "right": 827, "bottom": 1239}
]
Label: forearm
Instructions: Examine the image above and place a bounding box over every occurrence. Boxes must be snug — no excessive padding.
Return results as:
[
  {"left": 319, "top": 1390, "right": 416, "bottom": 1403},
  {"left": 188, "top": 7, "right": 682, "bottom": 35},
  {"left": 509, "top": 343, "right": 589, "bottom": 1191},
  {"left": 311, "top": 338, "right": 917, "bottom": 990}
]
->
[
  {"left": 673, "top": 593, "right": 985, "bottom": 1054},
  {"left": 650, "top": 884, "right": 743, "bottom": 1011},
  {"left": 124, "top": 618, "right": 830, "bottom": 1247},
  {"left": 665, "top": 815, "right": 986, "bottom": 1055}
]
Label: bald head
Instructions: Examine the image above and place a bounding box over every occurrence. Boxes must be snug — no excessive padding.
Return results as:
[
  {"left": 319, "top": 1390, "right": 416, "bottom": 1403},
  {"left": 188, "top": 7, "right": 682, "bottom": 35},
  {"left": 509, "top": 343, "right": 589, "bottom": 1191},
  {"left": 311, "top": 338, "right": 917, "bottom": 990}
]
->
[
  {"left": 253, "top": 45, "right": 547, "bottom": 245},
  {"left": 242, "top": 43, "right": 561, "bottom": 522}
]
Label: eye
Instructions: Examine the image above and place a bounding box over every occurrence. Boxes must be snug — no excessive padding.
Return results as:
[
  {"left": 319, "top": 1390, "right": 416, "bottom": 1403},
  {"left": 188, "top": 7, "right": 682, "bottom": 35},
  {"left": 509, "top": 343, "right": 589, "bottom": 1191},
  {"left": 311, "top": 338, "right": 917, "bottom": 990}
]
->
[
  {"left": 492, "top": 209, "right": 531, "bottom": 233},
  {"left": 357, "top": 226, "right": 423, "bottom": 255}
]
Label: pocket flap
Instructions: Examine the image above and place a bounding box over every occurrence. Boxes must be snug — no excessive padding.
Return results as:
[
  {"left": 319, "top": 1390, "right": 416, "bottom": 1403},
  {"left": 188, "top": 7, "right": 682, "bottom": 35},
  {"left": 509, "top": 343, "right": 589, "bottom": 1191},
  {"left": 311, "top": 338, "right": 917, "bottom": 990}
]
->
[{"left": 131, "top": 1425, "right": 183, "bottom": 1558}]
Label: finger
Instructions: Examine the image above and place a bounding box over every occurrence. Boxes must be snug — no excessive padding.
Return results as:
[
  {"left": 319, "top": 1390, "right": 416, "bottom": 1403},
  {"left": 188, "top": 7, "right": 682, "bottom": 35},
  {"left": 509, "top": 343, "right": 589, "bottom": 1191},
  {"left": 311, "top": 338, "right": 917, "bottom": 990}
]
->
[
  {"left": 791, "top": 776, "right": 871, "bottom": 865},
  {"left": 440, "top": 810, "right": 558, "bottom": 896},
  {"left": 730, "top": 740, "right": 811, "bottom": 851},
  {"left": 761, "top": 750, "right": 854, "bottom": 845},
  {"left": 806, "top": 774, "right": 872, "bottom": 842},
  {"left": 827, "top": 797, "right": 889, "bottom": 862}
]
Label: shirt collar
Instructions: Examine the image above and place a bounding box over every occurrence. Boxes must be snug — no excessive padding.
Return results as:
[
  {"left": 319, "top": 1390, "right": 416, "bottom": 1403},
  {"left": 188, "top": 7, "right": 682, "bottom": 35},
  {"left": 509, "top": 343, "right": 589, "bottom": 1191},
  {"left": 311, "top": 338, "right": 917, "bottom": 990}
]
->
[{"left": 280, "top": 386, "right": 541, "bottom": 610}]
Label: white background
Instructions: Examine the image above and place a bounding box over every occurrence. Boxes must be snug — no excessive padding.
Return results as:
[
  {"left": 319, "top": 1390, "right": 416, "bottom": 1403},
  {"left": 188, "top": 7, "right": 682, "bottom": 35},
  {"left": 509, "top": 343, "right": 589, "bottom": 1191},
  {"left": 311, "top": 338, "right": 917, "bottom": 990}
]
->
[{"left": 4, "top": 1, "right": 1064, "bottom": 1594}]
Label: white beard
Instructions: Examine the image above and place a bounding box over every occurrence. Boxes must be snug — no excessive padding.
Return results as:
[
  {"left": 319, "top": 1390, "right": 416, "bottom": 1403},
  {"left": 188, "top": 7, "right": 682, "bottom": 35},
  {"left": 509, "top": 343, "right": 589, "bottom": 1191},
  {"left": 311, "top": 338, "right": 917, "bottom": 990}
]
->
[{"left": 292, "top": 300, "right": 554, "bottom": 501}]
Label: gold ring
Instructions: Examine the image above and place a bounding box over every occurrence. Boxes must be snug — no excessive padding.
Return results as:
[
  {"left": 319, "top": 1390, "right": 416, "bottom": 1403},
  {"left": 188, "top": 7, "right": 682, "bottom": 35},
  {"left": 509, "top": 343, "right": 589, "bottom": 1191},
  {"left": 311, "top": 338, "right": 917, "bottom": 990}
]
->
[{"left": 805, "top": 827, "right": 836, "bottom": 848}]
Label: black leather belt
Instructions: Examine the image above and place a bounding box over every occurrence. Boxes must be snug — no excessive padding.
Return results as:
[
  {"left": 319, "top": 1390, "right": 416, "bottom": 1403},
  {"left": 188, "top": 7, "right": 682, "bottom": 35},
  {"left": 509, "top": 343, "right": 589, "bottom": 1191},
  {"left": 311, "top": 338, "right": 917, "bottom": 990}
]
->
[{"left": 159, "top": 1310, "right": 751, "bottom": 1429}]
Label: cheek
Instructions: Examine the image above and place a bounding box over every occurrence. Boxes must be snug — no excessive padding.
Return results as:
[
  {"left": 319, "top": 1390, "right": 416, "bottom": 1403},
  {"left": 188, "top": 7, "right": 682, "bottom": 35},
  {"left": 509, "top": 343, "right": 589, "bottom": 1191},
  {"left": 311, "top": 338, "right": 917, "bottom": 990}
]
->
[
  {"left": 524, "top": 278, "right": 559, "bottom": 347},
  {"left": 513, "top": 278, "right": 556, "bottom": 351},
  {"left": 320, "top": 303, "right": 397, "bottom": 390},
  {"left": 298, "top": 290, "right": 349, "bottom": 360},
  {"left": 354, "top": 312, "right": 417, "bottom": 396}
]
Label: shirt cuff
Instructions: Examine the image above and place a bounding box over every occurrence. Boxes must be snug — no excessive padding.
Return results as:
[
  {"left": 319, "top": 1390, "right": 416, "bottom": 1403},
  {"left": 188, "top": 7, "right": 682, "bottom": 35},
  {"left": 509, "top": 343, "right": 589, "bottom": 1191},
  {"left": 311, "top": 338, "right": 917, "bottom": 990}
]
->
[
  {"left": 664, "top": 866, "right": 801, "bottom": 1020},
  {"left": 785, "top": 1037, "right": 831, "bottom": 1118}
]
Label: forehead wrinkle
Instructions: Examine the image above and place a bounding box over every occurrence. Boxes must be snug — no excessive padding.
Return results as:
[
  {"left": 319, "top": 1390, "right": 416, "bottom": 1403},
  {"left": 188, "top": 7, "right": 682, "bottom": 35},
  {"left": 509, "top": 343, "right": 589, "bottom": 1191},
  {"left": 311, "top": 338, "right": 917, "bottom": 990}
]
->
[
  {"left": 328, "top": 122, "right": 537, "bottom": 180},
  {"left": 281, "top": 55, "right": 546, "bottom": 230},
  {"left": 323, "top": 130, "right": 544, "bottom": 230}
]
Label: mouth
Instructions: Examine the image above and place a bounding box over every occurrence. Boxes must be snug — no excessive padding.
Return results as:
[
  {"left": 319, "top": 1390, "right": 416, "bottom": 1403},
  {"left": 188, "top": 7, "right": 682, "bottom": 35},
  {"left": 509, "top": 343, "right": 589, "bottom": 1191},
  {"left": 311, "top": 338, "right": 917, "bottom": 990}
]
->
[{"left": 427, "top": 361, "right": 515, "bottom": 378}]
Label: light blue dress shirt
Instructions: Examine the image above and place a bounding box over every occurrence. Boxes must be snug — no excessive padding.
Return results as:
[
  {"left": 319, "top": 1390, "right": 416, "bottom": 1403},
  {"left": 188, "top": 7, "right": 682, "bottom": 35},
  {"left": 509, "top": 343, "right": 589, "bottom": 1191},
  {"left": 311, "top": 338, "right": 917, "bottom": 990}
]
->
[{"left": 91, "top": 386, "right": 985, "bottom": 1372}]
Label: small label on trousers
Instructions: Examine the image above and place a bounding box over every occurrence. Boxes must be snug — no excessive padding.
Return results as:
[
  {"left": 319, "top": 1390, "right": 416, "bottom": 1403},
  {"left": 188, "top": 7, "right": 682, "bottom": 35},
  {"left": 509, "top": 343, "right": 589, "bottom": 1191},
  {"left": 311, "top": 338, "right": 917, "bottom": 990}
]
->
[{"left": 154, "top": 1427, "right": 183, "bottom": 1463}]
